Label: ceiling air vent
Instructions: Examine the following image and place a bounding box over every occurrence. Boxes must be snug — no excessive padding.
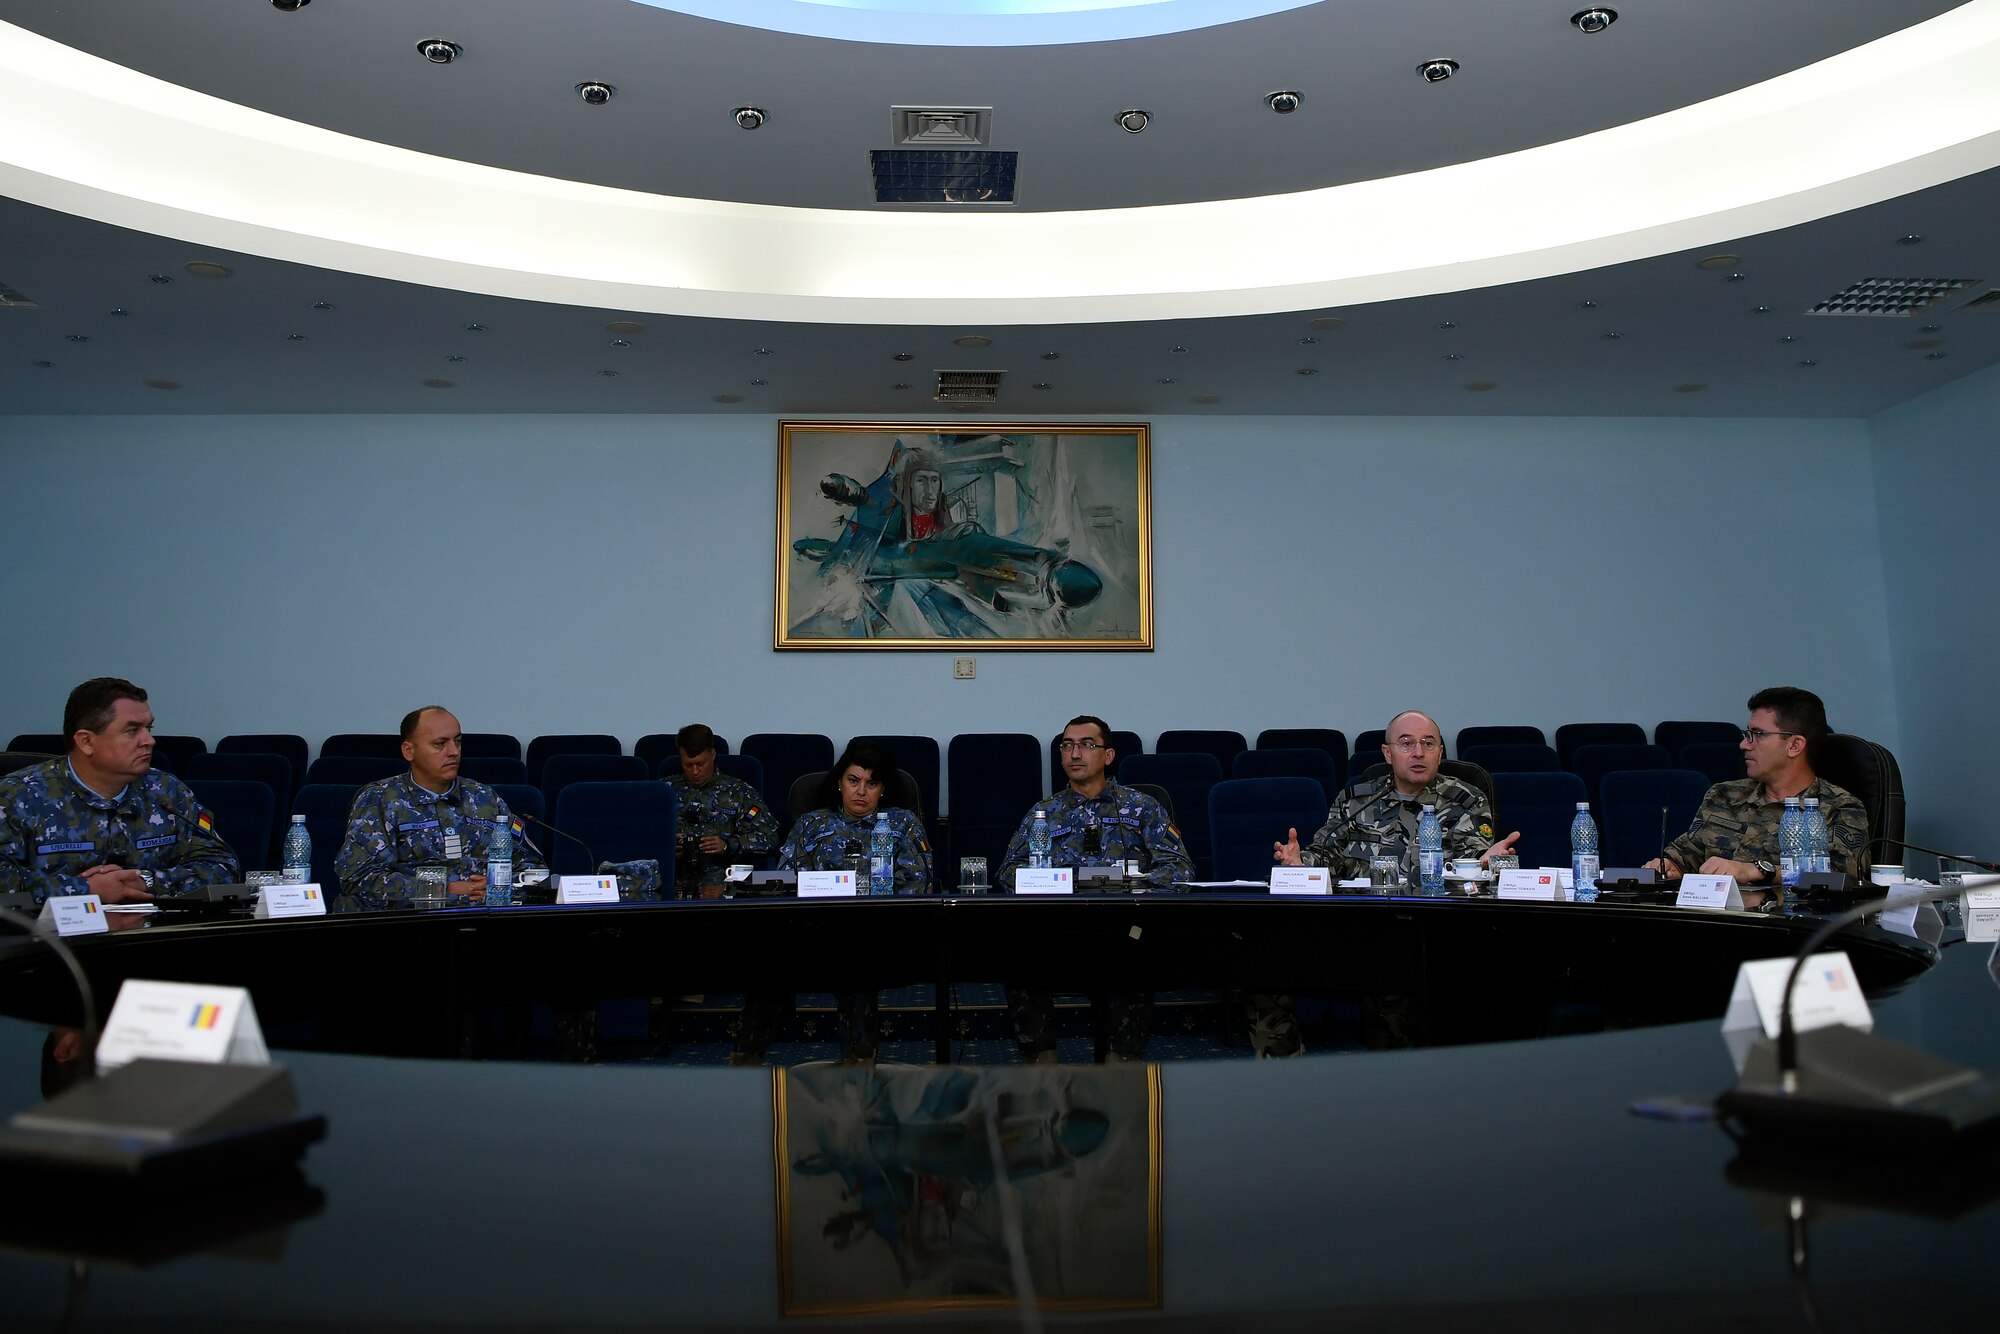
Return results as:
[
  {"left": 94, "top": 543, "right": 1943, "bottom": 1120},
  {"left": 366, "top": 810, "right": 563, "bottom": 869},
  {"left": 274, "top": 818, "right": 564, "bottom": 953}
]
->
[
  {"left": 893, "top": 107, "right": 992, "bottom": 147},
  {"left": 934, "top": 370, "right": 1004, "bottom": 404},
  {"left": 871, "top": 149, "right": 1017, "bottom": 204},
  {"left": 1807, "top": 277, "right": 1975, "bottom": 316},
  {"left": 1956, "top": 288, "right": 2000, "bottom": 311},
  {"left": 0, "top": 276, "right": 37, "bottom": 308}
]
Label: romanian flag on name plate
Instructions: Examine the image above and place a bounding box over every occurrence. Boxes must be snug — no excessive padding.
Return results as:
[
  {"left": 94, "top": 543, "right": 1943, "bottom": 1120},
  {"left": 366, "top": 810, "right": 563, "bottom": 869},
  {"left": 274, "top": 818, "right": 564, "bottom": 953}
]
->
[
  {"left": 189, "top": 1003, "right": 222, "bottom": 1030},
  {"left": 83, "top": 901, "right": 98, "bottom": 914}
]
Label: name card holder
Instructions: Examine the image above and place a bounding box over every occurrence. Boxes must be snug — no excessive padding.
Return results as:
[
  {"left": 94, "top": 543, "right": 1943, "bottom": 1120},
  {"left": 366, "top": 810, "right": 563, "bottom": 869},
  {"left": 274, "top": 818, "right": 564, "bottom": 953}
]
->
[
  {"left": 95, "top": 978, "right": 271, "bottom": 1071},
  {"left": 255, "top": 884, "right": 327, "bottom": 919},
  {"left": 1497, "top": 869, "right": 1561, "bottom": 901},
  {"left": 1964, "top": 884, "right": 2000, "bottom": 944},
  {"left": 798, "top": 870, "right": 857, "bottom": 898},
  {"left": 1269, "top": 866, "right": 1331, "bottom": 896},
  {"left": 1675, "top": 873, "right": 1745, "bottom": 911},
  {"left": 556, "top": 875, "right": 620, "bottom": 905},
  {"left": 38, "top": 895, "right": 108, "bottom": 937},
  {"left": 1721, "top": 951, "right": 1872, "bottom": 1073},
  {"left": 1014, "top": 868, "right": 1075, "bottom": 895}
]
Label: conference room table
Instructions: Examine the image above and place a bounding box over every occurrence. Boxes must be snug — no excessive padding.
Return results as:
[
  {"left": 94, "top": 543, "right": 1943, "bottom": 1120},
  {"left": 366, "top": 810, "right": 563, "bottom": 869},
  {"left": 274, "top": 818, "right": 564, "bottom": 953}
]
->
[{"left": 0, "top": 901, "right": 1991, "bottom": 1330}]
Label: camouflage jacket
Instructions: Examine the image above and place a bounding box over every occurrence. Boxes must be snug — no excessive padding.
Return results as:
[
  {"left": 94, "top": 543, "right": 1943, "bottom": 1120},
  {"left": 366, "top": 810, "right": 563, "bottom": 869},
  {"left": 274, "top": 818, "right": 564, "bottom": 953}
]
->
[
  {"left": 662, "top": 771, "right": 779, "bottom": 886},
  {"left": 1664, "top": 777, "right": 1868, "bottom": 883},
  {"left": 0, "top": 757, "right": 240, "bottom": 902},
  {"left": 779, "top": 806, "right": 932, "bottom": 894},
  {"left": 334, "top": 772, "right": 543, "bottom": 911},
  {"left": 1301, "top": 774, "right": 1497, "bottom": 880},
  {"left": 998, "top": 781, "right": 1194, "bottom": 890}
]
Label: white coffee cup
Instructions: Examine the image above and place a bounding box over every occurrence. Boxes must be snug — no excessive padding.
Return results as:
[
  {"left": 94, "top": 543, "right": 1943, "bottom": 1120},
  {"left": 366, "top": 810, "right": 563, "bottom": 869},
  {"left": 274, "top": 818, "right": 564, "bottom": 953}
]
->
[{"left": 1868, "top": 864, "right": 1905, "bottom": 887}]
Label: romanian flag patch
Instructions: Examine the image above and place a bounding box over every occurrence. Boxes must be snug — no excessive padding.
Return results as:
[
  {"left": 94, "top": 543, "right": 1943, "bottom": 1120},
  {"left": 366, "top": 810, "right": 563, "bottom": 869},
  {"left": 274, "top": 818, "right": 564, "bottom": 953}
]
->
[
  {"left": 196, "top": 811, "right": 214, "bottom": 833},
  {"left": 189, "top": 1003, "right": 221, "bottom": 1030}
]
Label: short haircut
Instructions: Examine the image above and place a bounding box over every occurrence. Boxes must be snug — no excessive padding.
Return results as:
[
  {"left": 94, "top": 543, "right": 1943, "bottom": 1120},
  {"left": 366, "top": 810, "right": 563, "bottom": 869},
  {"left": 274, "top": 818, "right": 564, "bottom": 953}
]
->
[
  {"left": 816, "top": 739, "right": 900, "bottom": 811},
  {"left": 399, "top": 706, "right": 452, "bottom": 742},
  {"left": 1064, "top": 715, "right": 1112, "bottom": 747},
  {"left": 64, "top": 678, "right": 147, "bottom": 741},
  {"left": 676, "top": 724, "right": 716, "bottom": 757},
  {"left": 1384, "top": 709, "right": 1442, "bottom": 742},
  {"left": 1748, "top": 686, "right": 1831, "bottom": 764}
]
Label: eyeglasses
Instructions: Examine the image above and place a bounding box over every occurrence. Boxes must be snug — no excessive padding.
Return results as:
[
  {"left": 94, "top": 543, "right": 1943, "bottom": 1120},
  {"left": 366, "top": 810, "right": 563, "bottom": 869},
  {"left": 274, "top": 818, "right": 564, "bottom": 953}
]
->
[
  {"left": 1740, "top": 727, "right": 1799, "bottom": 744},
  {"left": 1390, "top": 737, "right": 1442, "bottom": 754},
  {"left": 1055, "top": 738, "right": 1105, "bottom": 753}
]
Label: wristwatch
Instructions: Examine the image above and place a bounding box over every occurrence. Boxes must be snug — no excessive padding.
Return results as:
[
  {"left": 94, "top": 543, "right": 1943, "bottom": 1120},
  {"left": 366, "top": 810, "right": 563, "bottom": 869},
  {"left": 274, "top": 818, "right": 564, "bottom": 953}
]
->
[
  {"left": 1752, "top": 859, "right": 1776, "bottom": 883},
  {"left": 137, "top": 868, "right": 157, "bottom": 890}
]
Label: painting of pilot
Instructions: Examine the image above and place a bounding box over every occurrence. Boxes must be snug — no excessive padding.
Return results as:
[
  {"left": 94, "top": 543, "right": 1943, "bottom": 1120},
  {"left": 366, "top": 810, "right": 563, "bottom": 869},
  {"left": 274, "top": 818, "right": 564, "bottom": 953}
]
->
[{"left": 896, "top": 447, "right": 953, "bottom": 541}]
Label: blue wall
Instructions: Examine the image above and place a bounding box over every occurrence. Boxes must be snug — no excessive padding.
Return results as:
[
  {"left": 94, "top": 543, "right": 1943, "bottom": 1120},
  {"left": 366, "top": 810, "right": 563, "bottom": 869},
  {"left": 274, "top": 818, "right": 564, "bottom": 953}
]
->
[
  {"left": 2, "top": 412, "right": 1898, "bottom": 810},
  {"left": 1868, "top": 360, "right": 2000, "bottom": 858}
]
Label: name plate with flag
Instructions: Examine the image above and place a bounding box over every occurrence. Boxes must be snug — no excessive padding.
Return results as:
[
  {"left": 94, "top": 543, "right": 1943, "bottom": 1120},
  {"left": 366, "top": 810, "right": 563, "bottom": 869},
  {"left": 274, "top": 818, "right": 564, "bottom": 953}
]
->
[
  {"left": 1014, "top": 868, "right": 1074, "bottom": 895},
  {"left": 1497, "top": 869, "right": 1562, "bottom": 901},
  {"left": 1676, "top": 873, "right": 1744, "bottom": 911},
  {"left": 798, "top": 870, "right": 857, "bottom": 898},
  {"left": 38, "top": 894, "right": 108, "bottom": 936},
  {"left": 1720, "top": 950, "right": 1872, "bottom": 1072},
  {"left": 255, "top": 884, "right": 327, "bottom": 919},
  {"left": 95, "top": 978, "right": 270, "bottom": 1071},
  {"left": 1965, "top": 884, "right": 2000, "bottom": 943},
  {"left": 1269, "top": 866, "right": 1331, "bottom": 895},
  {"left": 556, "top": 875, "right": 619, "bottom": 905}
]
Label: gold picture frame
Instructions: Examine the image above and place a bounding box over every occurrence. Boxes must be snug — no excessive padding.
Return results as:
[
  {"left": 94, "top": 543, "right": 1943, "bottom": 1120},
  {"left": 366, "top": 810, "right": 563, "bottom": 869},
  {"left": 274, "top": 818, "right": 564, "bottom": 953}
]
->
[
  {"left": 773, "top": 1063, "right": 1164, "bottom": 1316},
  {"left": 775, "top": 421, "right": 1153, "bottom": 650}
]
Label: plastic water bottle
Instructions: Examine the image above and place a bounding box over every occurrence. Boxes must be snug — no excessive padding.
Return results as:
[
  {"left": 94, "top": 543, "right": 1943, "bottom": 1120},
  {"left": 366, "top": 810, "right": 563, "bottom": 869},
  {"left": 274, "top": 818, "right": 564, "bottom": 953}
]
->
[
  {"left": 281, "top": 814, "right": 311, "bottom": 885},
  {"left": 869, "top": 812, "right": 895, "bottom": 896},
  {"left": 1802, "top": 796, "right": 1830, "bottom": 874},
  {"left": 1571, "top": 803, "right": 1600, "bottom": 904},
  {"left": 1028, "top": 809, "right": 1052, "bottom": 869},
  {"left": 1779, "top": 797, "right": 1807, "bottom": 887},
  {"left": 1417, "top": 805, "right": 1444, "bottom": 896},
  {"left": 487, "top": 817, "right": 514, "bottom": 907}
]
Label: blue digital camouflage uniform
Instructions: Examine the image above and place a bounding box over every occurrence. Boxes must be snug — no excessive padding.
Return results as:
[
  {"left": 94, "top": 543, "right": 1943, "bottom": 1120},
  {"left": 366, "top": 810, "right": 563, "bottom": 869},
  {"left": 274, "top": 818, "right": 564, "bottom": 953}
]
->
[
  {"left": 997, "top": 782, "right": 1193, "bottom": 1062},
  {"left": 733, "top": 805, "right": 933, "bottom": 1063},
  {"left": 333, "top": 772, "right": 543, "bottom": 911},
  {"left": 663, "top": 771, "right": 779, "bottom": 894},
  {"left": 1664, "top": 776, "right": 1869, "bottom": 893},
  {"left": 0, "top": 757, "right": 240, "bottom": 902}
]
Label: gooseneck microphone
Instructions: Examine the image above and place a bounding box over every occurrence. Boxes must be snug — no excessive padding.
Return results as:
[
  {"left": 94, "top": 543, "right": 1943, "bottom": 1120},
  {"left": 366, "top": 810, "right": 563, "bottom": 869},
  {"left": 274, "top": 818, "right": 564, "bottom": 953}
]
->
[
  {"left": 520, "top": 813, "right": 597, "bottom": 878},
  {"left": 1865, "top": 835, "right": 2000, "bottom": 875},
  {"left": 1656, "top": 806, "right": 1671, "bottom": 874}
]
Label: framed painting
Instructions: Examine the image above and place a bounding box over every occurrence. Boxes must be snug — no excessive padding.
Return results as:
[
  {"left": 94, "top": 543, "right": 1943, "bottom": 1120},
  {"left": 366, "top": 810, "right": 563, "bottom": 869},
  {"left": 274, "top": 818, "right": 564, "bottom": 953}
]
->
[
  {"left": 774, "top": 1063, "right": 1163, "bottom": 1316},
  {"left": 775, "top": 422, "right": 1152, "bottom": 649}
]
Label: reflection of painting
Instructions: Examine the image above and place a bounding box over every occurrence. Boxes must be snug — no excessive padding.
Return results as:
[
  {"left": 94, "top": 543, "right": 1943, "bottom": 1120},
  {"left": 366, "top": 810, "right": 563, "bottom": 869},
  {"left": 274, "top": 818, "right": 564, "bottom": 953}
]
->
[
  {"left": 776, "top": 422, "right": 1152, "bottom": 649},
  {"left": 774, "top": 1063, "right": 1161, "bottom": 1315}
]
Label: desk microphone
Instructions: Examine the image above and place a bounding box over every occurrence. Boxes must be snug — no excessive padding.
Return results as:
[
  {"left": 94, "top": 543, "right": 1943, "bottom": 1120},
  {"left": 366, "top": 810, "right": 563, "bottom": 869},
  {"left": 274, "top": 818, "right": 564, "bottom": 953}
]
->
[
  {"left": 519, "top": 814, "right": 596, "bottom": 878},
  {"left": 1866, "top": 835, "right": 2000, "bottom": 875}
]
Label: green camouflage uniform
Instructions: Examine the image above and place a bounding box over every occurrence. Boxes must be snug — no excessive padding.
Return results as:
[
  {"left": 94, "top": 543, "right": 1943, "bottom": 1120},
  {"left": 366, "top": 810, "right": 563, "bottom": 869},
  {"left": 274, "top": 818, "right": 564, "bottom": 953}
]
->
[
  {"left": 333, "top": 772, "right": 543, "bottom": 911},
  {"left": 1300, "top": 773, "right": 1498, "bottom": 880},
  {"left": 663, "top": 771, "right": 778, "bottom": 890},
  {"left": 1664, "top": 776, "right": 1868, "bottom": 888},
  {"left": 0, "top": 757, "right": 239, "bottom": 902}
]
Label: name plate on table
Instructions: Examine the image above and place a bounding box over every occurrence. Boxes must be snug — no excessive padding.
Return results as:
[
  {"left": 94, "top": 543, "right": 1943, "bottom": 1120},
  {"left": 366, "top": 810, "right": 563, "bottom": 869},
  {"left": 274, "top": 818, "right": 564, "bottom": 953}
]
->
[
  {"left": 254, "top": 884, "right": 327, "bottom": 919},
  {"left": 38, "top": 895, "right": 108, "bottom": 936},
  {"left": 1964, "top": 883, "right": 2000, "bottom": 943},
  {"left": 556, "top": 875, "right": 619, "bottom": 904},
  {"left": 95, "top": 978, "right": 270, "bottom": 1071},
  {"left": 1721, "top": 950, "right": 1872, "bottom": 1073},
  {"left": 798, "top": 870, "right": 857, "bottom": 898},
  {"left": 1497, "top": 869, "right": 1562, "bottom": 901},
  {"left": 1014, "top": 867, "right": 1075, "bottom": 895},
  {"left": 1269, "top": 866, "right": 1331, "bottom": 895},
  {"left": 1675, "top": 874, "right": 1744, "bottom": 911}
]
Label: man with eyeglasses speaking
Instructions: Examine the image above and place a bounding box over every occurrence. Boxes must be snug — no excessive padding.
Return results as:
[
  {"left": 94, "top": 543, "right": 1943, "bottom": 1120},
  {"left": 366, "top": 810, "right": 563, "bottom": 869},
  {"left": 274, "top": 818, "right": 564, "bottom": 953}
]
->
[
  {"left": 1644, "top": 686, "right": 1867, "bottom": 892},
  {"left": 1274, "top": 709, "right": 1518, "bottom": 880}
]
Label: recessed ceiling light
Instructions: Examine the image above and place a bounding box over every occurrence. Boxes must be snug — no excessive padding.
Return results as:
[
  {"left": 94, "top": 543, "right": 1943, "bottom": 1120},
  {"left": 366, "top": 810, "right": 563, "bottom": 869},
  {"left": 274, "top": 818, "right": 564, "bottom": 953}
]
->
[
  {"left": 891, "top": 383, "right": 911, "bottom": 391},
  {"left": 1296, "top": 367, "right": 1318, "bottom": 376},
  {"left": 1779, "top": 335, "right": 1797, "bottom": 344},
  {"left": 272, "top": 0, "right": 309, "bottom": 9},
  {"left": 1601, "top": 331, "right": 1623, "bottom": 341},
  {"left": 1417, "top": 59, "right": 1458, "bottom": 83},
  {"left": 1437, "top": 321, "right": 1456, "bottom": 330},
  {"left": 1306, "top": 316, "right": 1343, "bottom": 331},
  {"left": 713, "top": 393, "right": 743, "bottom": 403},
  {"left": 445, "top": 354, "right": 467, "bottom": 363},
  {"left": 1032, "top": 382, "right": 1052, "bottom": 390},
  {"left": 1726, "top": 273, "right": 1747, "bottom": 283},
  {"left": 893, "top": 352, "right": 914, "bottom": 361},
  {"left": 423, "top": 378, "right": 454, "bottom": 388},
  {"left": 417, "top": 39, "right": 462, "bottom": 65},
  {"left": 1570, "top": 8, "right": 1617, "bottom": 35},
  {"left": 465, "top": 323, "right": 486, "bottom": 332},
  {"left": 752, "top": 346, "right": 775, "bottom": 356},
  {"left": 606, "top": 320, "right": 646, "bottom": 334},
  {"left": 31, "top": 360, "right": 54, "bottom": 368},
  {"left": 1751, "top": 305, "right": 1772, "bottom": 314},
  {"left": 1298, "top": 336, "right": 1318, "bottom": 346},
  {"left": 1157, "top": 377, "right": 1176, "bottom": 385},
  {"left": 1464, "top": 380, "right": 1498, "bottom": 391},
  {"left": 1040, "top": 351, "right": 1061, "bottom": 361},
  {"left": 147, "top": 274, "right": 172, "bottom": 285},
  {"left": 1897, "top": 234, "right": 1925, "bottom": 246},
  {"left": 1575, "top": 300, "right": 1596, "bottom": 310},
  {"left": 1442, "top": 353, "right": 1461, "bottom": 361},
  {"left": 1265, "top": 90, "right": 1302, "bottom": 115},
  {"left": 1168, "top": 345, "right": 1189, "bottom": 354},
  {"left": 576, "top": 82, "right": 615, "bottom": 106},
  {"left": 313, "top": 301, "right": 335, "bottom": 311},
  {"left": 597, "top": 369, "right": 619, "bottom": 377},
  {"left": 144, "top": 378, "right": 181, "bottom": 390},
  {"left": 750, "top": 378, "right": 767, "bottom": 386},
  {"left": 1925, "top": 351, "right": 1949, "bottom": 361},
  {"left": 1672, "top": 383, "right": 1707, "bottom": 393},
  {"left": 107, "top": 307, "right": 129, "bottom": 317},
  {"left": 1192, "top": 394, "right": 1222, "bottom": 405},
  {"left": 1694, "top": 254, "right": 1741, "bottom": 271},
  {"left": 609, "top": 338, "right": 631, "bottom": 348},
  {"left": 953, "top": 335, "right": 991, "bottom": 349},
  {"left": 184, "top": 261, "right": 232, "bottom": 279},
  {"left": 1796, "top": 360, "right": 1820, "bottom": 369},
  {"left": 1919, "top": 323, "right": 1943, "bottom": 333},
  {"left": 286, "top": 333, "right": 307, "bottom": 341},
  {"left": 734, "top": 106, "right": 767, "bottom": 131},
  {"left": 65, "top": 333, "right": 91, "bottom": 343},
  {"left": 1115, "top": 108, "right": 1149, "bottom": 133}
]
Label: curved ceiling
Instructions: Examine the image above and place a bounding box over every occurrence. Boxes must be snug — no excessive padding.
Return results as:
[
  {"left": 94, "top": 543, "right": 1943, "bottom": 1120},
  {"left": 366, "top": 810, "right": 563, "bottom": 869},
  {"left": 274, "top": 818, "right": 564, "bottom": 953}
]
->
[{"left": 635, "top": 0, "right": 1327, "bottom": 46}]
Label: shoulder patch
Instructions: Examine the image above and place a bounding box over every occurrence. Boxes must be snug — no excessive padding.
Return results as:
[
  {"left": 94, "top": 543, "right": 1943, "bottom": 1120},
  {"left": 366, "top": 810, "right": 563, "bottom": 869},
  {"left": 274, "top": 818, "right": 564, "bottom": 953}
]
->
[{"left": 1478, "top": 822, "right": 1493, "bottom": 840}]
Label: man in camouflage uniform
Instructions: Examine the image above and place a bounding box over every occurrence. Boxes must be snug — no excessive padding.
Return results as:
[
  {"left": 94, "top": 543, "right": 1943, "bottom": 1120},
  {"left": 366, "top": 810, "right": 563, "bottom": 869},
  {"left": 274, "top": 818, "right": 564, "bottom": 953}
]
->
[
  {"left": 1648, "top": 686, "right": 1868, "bottom": 898},
  {"left": 662, "top": 724, "right": 778, "bottom": 898},
  {"left": 0, "top": 678, "right": 239, "bottom": 903},
  {"left": 999, "top": 715, "right": 1194, "bottom": 1064},
  {"left": 334, "top": 705, "right": 542, "bottom": 911},
  {"left": 1268, "top": 709, "right": 1521, "bottom": 1054},
  {"left": 732, "top": 741, "right": 932, "bottom": 1065}
]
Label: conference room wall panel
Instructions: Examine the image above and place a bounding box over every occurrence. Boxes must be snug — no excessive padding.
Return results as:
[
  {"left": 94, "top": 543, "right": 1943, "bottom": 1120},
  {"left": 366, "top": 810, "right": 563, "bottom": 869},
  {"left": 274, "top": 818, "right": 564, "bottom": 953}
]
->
[{"left": 1, "top": 412, "right": 1896, "bottom": 819}]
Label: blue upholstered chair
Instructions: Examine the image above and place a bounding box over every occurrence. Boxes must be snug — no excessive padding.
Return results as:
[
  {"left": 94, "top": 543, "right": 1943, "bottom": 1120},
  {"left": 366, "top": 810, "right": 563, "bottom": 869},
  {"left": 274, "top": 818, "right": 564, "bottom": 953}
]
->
[
  {"left": 1652, "top": 720, "right": 1740, "bottom": 753},
  {"left": 186, "top": 750, "right": 293, "bottom": 865},
  {"left": 1677, "top": 742, "right": 1744, "bottom": 788},
  {"left": 1119, "top": 753, "right": 1224, "bottom": 878},
  {"left": 186, "top": 777, "right": 276, "bottom": 874},
  {"left": 6, "top": 733, "right": 67, "bottom": 755},
  {"left": 1554, "top": 722, "right": 1647, "bottom": 770},
  {"left": 460, "top": 757, "right": 530, "bottom": 786},
  {"left": 636, "top": 732, "right": 732, "bottom": 776},
  {"left": 460, "top": 732, "right": 522, "bottom": 760},
  {"left": 1455, "top": 724, "right": 1546, "bottom": 754},
  {"left": 526, "top": 733, "right": 622, "bottom": 785},
  {"left": 713, "top": 752, "right": 766, "bottom": 794},
  {"left": 1569, "top": 743, "right": 1672, "bottom": 808},
  {"left": 292, "top": 783, "right": 360, "bottom": 893},
  {"left": 1255, "top": 728, "right": 1348, "bottom": 763},
  {"left": 541, "top": 753, "right": 648, "bottom": 821},
  {"left": 1209, "top": 777, "right": 1328, "bottom": 882},
  {"left": 551, "top": 781, "right": 678, "bottom": 894},
  {"left": 305, "top": 754, "right": 404, "bottom": 786},
  {"left": 149, "top": 734, "right": 208, "bottom": 775},
  {"left": 1231, "top": 748, "right": 1341, "bottom": 805},
  {"left": 218, "top": 734, "right": 310, "bottom": 805},
  {"left": 1598, "top": 769, "right": 1710, "bottom": 868},
  {"left": 742, "top": 733, "right": 837, "bottom": 831},
  {"left": 947, "top": 733, "right": 1044, "bottom": 889},
  {"left": 1490, "top": 772, "right": 1587, "bottom": 871},
  {"left": 1155, "top": 729, "right": 1248, "bottom": 776},
  {"left": 321, "top": 733, "right": 403, "bottom": 760},
  {"left": 849, "top": 735, "right": 941, "bottom": 835},
  {"left": 1048, "top": 730, "right": 1144, "bottom": 792},
  {"left": 1459, "top": 743, "right": 1562, "bottom": 775}
]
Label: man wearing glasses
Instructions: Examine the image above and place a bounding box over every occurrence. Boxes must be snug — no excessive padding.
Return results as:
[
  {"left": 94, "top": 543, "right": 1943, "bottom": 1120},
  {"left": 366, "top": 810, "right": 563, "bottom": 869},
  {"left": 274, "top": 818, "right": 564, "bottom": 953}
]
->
[
  {"left": 1274, "top": 709, "right": 1518, "bottom": 879},
  {"left": 1646, "top": 686, "right": 1866, "bottom": 891},
  {"left": 998, "top": 715, "right": 1192, "bottom": 1063}
]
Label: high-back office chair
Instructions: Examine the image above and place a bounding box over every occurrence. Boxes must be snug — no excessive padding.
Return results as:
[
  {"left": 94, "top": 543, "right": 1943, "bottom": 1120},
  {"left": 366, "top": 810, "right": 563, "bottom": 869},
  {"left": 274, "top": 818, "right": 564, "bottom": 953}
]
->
[
  {"left": 321, "top": 733, "right": 403, "bottom": 760},
  {"left": 637, "top": 733, "right": 732, "bottom": 776},
  {"left": 186, "top": 751, "right": 293, "bottom": 864},
  {"left": 741, "top": 733, "right": 837, "bottom": 832},
  {"left": 460, "top": 733, "right": 523, "bottom": 760},
  {"left": 786, "top": 769, "right": 926, "bottom": 826},
  {"left": 947, "top": 734, "right": 1043, "bottom": 890},
  {"left": 149, "top": 734, "right": 208, "bottom": 775},
  {"left": 541, "top": 753, "right": 648, "bottom": 820},
  {"left": 460, "top": 757, "right": 530, "bottom": 786},
  {"left": 1155, "top": 729, "right": 1248, "bottom": 777},
  {"left": 1459, "top": 743, "right": 1562, "bottom": 775},
  {"left": 1209, "top": 778, "right": 1327, "bottom": 882},
  {"left": 1231, "top": 748, "right": 1341, "bottom": 805},
  {"left": 1455, "top": 725, "right": 1546, "bottom": 754},
  {"left": 848, "top": 736, "right": 941, "bottom": 844},
  {"left": 713, "top": 752, "right": 766, "bottom": 793},
  {"left": 1353, "top": 729, "right": 1390, "bottom": 756},
  {"left": 1048, "top": 730, "right": 1144, "bottom": 793},
  {"left": 185, "top": 778, "right": 276, "bottom": 874},
  {"left": 526, "top": 734, "right": 622, "bottom": 785},
  {"left": 1569, "top": 743, "right": 1671, "bottom": 808},
  {"left": 0, "top": 750, "right": 55, "bottom": 776},
  {"left": 1255, "top": 728, "right": 1348, "bottom": 764},
  {"left": 1555, "top": 722, "right": 1647, "bottom": 770},
  {"left": 1652, "top": 721, "right": 1740, "bottom": 753},
  {"left": 1677, "top": 742, "right": 1744, "bottom": 789},
  {"left": 218, "top": 734, "right": 310, "bottom": 807},
  {"left": 1119, "top": 753, "right": 1224, "bottom": 878},
  {"left": 490, "top": 783, "right": 546, "bottom": 833},
  {"left": 550, "top": 782, "right": 678, "bottom": 894},
  {"left": 1598, "top": 769, "right": 1710, "bottom": 867},
  {"left": 305, "top": 754, "right": 404, "bottom": 787},
  {"left": 292, "top": 783, "right": 360, "bottom": 891},
  {"left": 6, "top": 733, "right": 67, "bottom": 755},
  {"left": 1490, "top": 771, "right": 1586, "bottom": 870},
  {"left": 1814, "top": 733, "right": 1906, "bottom": 856}
]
